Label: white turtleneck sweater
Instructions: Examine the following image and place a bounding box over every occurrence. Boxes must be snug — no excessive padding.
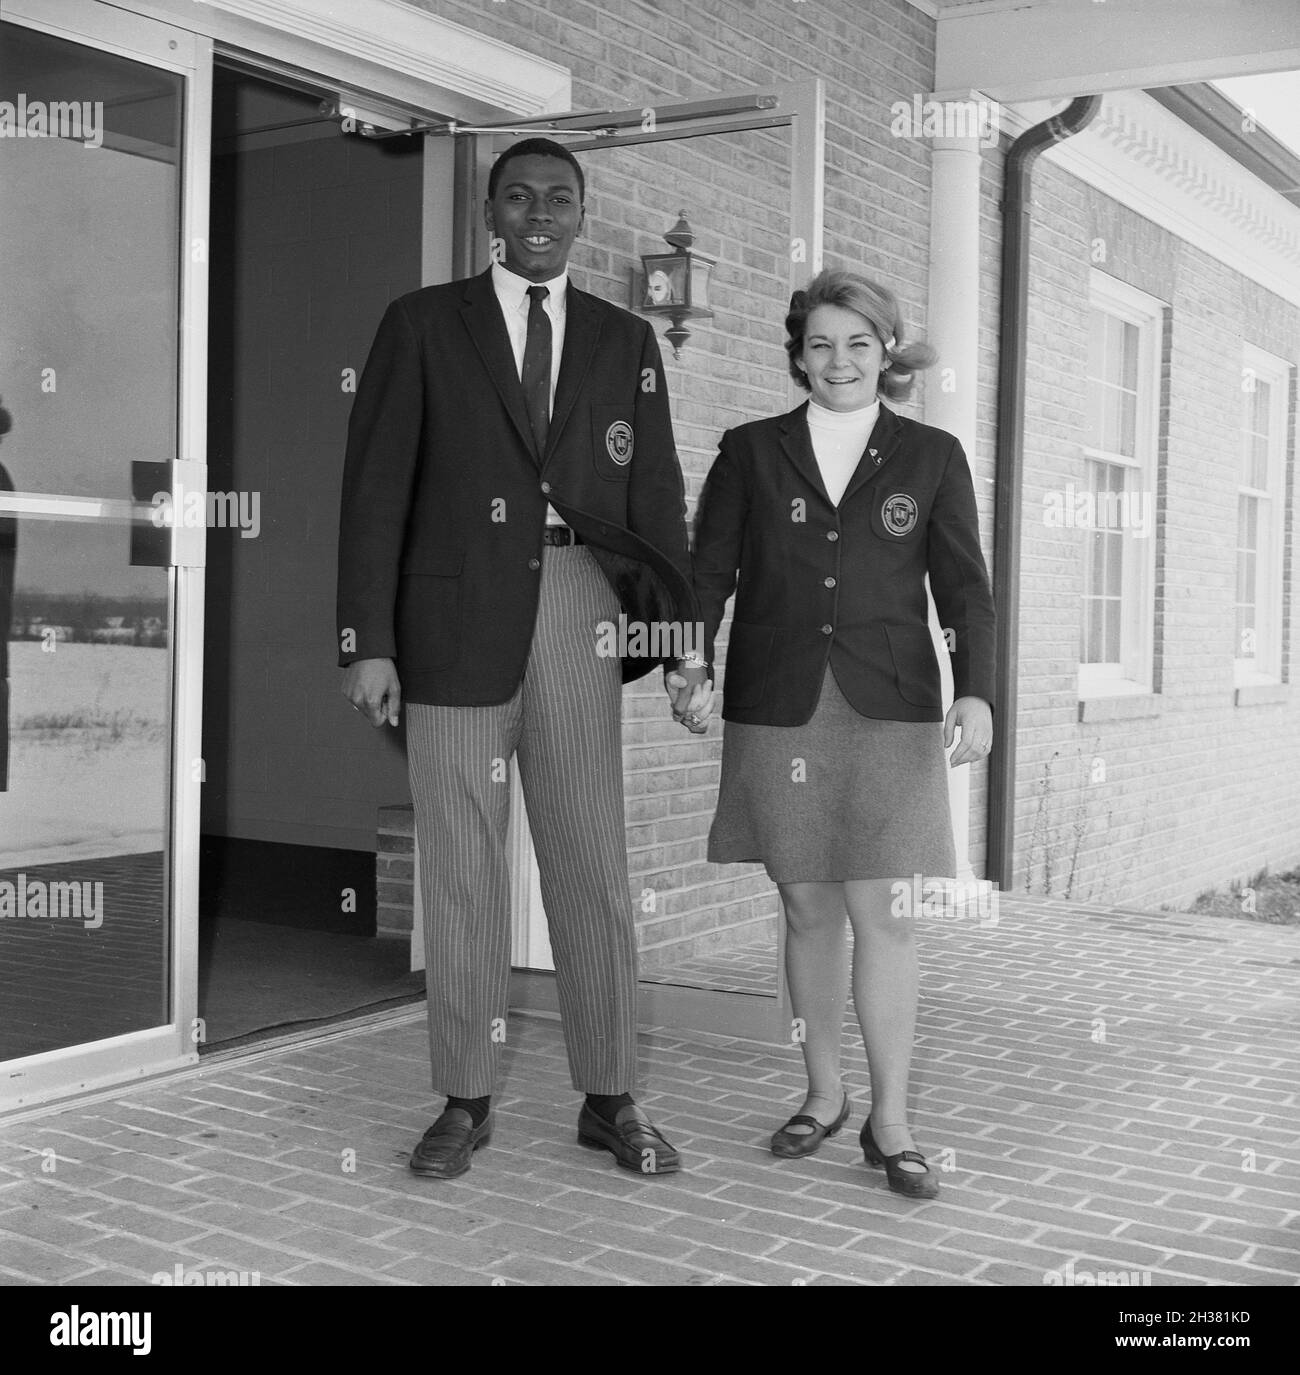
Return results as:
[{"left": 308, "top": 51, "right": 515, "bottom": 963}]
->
[{"left": 806, "top": 397, "right": 880, "bottom": 506}]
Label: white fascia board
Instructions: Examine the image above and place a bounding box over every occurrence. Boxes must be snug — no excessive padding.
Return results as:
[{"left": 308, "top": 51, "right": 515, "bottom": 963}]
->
[
  {"left": 112, "top": 0, "right": 572, "bottom": 120},
  {"left": 935, "top": 0, "right": 1300, "bottom": 102},
  {"left": 1001, "top": 92, "right": 1300, "bottom": 311}
]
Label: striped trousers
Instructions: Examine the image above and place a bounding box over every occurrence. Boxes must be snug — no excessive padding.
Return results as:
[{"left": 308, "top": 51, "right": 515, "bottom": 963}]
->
[{"left": 405, "top": 545, "right": 638, "bottom": 1097}]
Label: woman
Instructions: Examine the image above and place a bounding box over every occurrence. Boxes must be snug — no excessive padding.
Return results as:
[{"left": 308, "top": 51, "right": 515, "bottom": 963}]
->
[{"left": 687, "top": 268, "right": 995, "bottom": 1199}]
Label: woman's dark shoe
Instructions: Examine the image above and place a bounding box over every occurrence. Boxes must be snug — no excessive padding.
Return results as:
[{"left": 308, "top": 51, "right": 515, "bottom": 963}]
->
[
  {"left": 770, "top": 1093, "right": 851, "bottom": 1158},
  {"left": 860, "top": 1116, "right": 939, "bottom": 1199}
]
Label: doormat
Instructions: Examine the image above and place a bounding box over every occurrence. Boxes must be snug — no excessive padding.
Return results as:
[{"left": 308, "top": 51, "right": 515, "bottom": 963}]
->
[{"left": 199, "top": 915, "right": 423, "bottom": 1048}]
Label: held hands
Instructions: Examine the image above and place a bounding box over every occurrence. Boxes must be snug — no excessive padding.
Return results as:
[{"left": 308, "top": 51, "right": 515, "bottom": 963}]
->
[
  {"left": 342, "top": 657, "right": 402, "bottom": 727},
  {"left": 944, "top": 695, "right": 993, "bottom": 767},
  {"left": 665, "top": 663, "right": 715, "bottom": 734},
  {"left": 343, "top": 656, "right": 710, "bottom": 734}
]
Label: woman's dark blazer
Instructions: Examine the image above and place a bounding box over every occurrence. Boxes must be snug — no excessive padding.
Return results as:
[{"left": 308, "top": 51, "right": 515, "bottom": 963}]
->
[{"left": 692, "top": 401, "right": 995, "bottom": 726}]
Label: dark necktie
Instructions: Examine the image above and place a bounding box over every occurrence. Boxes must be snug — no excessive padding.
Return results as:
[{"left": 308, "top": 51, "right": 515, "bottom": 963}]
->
[{"left": 521, "top": 284, "right": 551, "bottom": 456}]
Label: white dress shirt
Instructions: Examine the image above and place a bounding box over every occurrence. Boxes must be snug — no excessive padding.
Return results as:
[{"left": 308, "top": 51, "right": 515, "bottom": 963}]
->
[
  {"left": 806, "top": 397, "right": 880, "bottom": 507},
  {"left": 493, "top": 262, "right": 568, "bottom": 525}
]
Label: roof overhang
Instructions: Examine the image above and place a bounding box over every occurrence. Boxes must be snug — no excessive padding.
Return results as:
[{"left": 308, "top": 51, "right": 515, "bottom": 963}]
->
[{"left": 932, "top": 0, "right": 1300, "bottom": 102}]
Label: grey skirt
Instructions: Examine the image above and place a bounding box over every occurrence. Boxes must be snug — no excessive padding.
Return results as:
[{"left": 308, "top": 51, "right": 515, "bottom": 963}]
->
[{"left": 707, "top": 666, "right": 956, "bottom": 884}]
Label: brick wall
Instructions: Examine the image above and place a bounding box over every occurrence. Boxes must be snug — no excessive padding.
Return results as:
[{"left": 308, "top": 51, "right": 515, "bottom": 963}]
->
[
  {"left": 399, "top": 0, "right": 946, "bottom": 958},
  {"left": 1011, "top": 149, "right": 1300, "bottom": 908}
]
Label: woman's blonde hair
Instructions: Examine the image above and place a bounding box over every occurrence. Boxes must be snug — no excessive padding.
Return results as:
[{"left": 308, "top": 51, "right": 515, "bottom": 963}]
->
[{"left": 785, "top": 268, "right": 937, "bottom": 402}]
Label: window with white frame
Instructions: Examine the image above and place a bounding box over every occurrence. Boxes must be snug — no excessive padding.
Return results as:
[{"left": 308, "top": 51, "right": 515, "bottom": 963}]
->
[
  {"left": 1235, "top": 344, "right": 1289, "bottom": 684},
  {"left": 1078, "top": 273, "right": 1161, "bottom": 697}
]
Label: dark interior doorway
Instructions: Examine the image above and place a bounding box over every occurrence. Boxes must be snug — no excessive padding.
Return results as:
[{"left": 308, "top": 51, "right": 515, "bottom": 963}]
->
[{"left": 199, "top": 62, "right": 425, "bottom": 1049}]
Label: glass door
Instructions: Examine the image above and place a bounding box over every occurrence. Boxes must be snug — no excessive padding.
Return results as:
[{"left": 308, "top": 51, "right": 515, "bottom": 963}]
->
[
  {"left": 0, "top": 1, "right": 210, "bottom": 1108},
  {"left": 459, "top": 84, "right": 825, "bottom": 1037}
]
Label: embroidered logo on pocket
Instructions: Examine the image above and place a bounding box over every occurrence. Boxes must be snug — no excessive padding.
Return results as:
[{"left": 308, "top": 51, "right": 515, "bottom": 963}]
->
[
  {"left": 605, "top": 421, "right": 634, "bottom": 465},
  {"left": 882, "top": 493, "right": 918, "bottom": 536}
]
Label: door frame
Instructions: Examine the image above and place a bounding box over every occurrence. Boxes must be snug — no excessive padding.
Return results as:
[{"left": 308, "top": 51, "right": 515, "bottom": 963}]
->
[{"left": 1, "top": 0, "right": 212, "bottom": 1110}]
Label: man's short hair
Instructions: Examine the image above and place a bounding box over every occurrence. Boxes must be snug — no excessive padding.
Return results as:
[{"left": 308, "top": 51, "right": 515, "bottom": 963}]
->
[{"left": 487, "top": 137, "right": 585, "bottom": 203}]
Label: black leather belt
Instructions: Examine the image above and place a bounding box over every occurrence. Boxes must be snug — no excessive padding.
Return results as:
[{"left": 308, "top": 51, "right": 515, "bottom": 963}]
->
[{"left": 542, "top": 526, "right": 582, "bottom": 546}]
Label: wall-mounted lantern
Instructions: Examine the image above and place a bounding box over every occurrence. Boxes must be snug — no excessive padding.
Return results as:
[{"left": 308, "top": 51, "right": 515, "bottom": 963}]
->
[{"left": 633, "top": 211, "right": 715, "bottom": 359}]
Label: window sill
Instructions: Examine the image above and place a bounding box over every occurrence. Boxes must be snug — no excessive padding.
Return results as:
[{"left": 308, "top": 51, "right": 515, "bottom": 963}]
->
[
  {"left": 1076, "top": 673, "right": 1151, "bottom": 699},
  {"left": 1234, "top": 682, "right": 1289, "bottom": 707},
  {"left": 1078, "top": 693, "right": 1162, "bottom": 722}
]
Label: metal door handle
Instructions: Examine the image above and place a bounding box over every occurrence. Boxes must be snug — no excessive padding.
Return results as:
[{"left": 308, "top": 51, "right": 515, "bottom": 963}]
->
[{"left": 131, "top": 459, "right": 207, "bottom": 567}]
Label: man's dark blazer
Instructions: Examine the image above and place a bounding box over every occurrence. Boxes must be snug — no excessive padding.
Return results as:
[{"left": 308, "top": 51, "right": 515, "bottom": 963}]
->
[
  {"left": 692, "top": 401, "right": 995, "bottom": 725},
  {"left": 336, "top": 269, "right": 697, "bottom": 704}
]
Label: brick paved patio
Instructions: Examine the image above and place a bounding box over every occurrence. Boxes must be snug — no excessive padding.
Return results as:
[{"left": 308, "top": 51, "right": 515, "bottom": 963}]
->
[{"left": 0, "top": 894, "right": 1296, "bottom": 1286}]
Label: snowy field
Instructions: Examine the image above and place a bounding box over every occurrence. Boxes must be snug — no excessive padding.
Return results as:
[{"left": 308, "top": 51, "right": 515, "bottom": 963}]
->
[{"left": 0, "top": 642, "right": 168, "bottom": 868}]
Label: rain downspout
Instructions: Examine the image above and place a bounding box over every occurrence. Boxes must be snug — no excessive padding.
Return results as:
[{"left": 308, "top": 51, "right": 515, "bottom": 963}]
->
[{"left": 988, "top": 95, "right": 1103, "bottom": 891}]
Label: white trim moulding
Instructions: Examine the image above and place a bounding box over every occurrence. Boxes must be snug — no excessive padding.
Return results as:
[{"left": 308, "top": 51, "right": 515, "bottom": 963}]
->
[
  {"left": 1002, "top": 91, "right": 1300, "bottom": 310},
  {"left": 108, "top": 0, "right": 573, "bottom": 119}
]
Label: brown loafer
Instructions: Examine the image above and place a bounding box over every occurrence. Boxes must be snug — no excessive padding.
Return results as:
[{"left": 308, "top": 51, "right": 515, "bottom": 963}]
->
[
  {"left": 770, "top": 1093, "right": 851, "bottom": 1158},
  {"left": 577, "top": 1102, "right": 681, "bottom": 1174},
  {"left": 409, "top": 1107, "right": 492, "bottom": 1179}
]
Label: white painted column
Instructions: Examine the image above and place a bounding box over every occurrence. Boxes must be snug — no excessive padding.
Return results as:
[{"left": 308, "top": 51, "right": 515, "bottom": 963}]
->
[{"left": 924, "top": 121, "right": 985, "bottom": 882}]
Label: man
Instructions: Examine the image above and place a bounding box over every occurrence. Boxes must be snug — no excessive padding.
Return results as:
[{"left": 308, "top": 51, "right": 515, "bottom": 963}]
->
[{"left": 337, "top": 138, "right": 710, "bottom": 1179}]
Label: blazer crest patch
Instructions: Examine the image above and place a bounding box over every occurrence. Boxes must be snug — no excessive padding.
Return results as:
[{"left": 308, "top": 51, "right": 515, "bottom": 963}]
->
[
  {"left": 882, "top": 492, "right": 919, "bottom": 536},
  {"left": 605, "top": 420, "right": 634, "bottom": 465}
]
